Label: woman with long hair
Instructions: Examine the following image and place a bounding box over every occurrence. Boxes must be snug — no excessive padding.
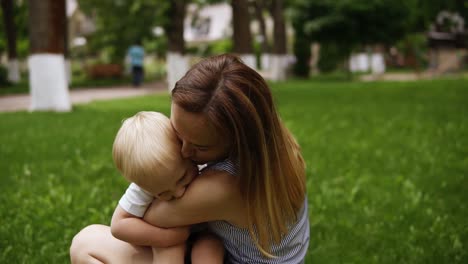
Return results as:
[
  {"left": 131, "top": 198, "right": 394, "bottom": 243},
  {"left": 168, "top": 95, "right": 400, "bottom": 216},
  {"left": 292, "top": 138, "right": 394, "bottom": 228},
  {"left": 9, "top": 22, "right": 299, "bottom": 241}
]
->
[{"left": 70, "top": 54, "right": 309, "bottom": 263}]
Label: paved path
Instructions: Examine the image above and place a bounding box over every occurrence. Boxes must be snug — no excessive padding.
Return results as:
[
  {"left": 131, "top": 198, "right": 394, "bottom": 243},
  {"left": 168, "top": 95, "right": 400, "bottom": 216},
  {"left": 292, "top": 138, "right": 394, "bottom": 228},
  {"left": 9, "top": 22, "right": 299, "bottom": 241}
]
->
[{"left": 0, "top": 81, "right": 168, "bottom": 112}]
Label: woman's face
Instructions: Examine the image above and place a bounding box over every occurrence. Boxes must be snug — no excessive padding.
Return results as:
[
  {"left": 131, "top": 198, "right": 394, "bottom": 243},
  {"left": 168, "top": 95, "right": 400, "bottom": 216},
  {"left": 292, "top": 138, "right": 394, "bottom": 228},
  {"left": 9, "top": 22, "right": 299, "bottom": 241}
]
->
[{"left": 171, "top": 103, "right": 231, "bottom": 164}]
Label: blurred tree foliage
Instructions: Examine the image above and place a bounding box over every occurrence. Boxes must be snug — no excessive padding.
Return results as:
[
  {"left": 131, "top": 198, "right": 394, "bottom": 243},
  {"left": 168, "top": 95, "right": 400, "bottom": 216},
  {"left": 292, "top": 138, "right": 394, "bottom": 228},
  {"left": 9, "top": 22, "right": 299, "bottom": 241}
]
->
[
  {"left": 291, "top": 0, "right": 411, "bottom": 74},
  {"left": 0, "top": 0, "right": 29, "bottom": 58},
  {"left": 290, "top": 0, "right": 468, "bottom": 75},
  {"left": 405, "top": 0, "right": 468, "bottom": 32},
  {"left": 78, "top": 0, "right": 169, "bottom": 63}
]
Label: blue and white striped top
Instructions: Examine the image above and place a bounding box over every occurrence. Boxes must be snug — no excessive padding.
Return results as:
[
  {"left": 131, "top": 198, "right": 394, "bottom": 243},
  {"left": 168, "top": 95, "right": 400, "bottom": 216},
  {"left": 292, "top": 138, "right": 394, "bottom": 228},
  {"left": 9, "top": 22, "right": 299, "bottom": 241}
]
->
[{"left": 204, "top": 160, "right": 310, "bottom": 264}]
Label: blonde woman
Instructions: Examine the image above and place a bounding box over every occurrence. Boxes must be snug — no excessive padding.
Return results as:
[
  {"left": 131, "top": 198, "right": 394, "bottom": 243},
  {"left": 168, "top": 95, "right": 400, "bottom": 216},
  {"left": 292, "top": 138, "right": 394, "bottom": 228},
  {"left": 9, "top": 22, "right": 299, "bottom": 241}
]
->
[{"left": 70, "top": 54, "right": 309, "bottom": 263}]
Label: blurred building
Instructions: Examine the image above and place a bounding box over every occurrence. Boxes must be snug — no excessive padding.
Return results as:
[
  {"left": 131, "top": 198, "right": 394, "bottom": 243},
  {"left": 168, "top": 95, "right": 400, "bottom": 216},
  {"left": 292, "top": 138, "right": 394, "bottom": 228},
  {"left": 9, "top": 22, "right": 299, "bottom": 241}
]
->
[
  {"left": 427, "top": 11, "right": 468, "bottom": 74},
  {"left": 184, "top": 3, "right": 233, "bottom": 43},
  {"left": 67, "top": 0, "right": 95, "bottom": 48}
]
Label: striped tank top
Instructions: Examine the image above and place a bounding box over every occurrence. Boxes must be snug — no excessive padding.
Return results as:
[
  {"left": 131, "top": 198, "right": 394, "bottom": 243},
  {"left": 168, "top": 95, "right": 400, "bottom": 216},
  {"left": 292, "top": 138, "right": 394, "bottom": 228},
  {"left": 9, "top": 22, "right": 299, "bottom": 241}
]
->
[{"left": 204, "top": 160, "right": 310, "bottom": 264}]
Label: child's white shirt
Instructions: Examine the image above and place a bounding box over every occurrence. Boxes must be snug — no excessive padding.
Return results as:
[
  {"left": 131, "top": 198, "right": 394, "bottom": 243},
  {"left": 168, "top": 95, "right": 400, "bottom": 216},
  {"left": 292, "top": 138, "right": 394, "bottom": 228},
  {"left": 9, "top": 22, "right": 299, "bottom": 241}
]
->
[{"left": 118, "top": 183, "right": 154, "bottom": 217}]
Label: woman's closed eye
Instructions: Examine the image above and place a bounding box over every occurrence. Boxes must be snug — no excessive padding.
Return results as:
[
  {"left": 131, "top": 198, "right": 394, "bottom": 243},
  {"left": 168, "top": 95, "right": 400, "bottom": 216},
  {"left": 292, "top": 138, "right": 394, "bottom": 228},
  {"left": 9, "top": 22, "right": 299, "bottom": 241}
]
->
[{"left": 195, "top": 146, "right": 209, "bottom": 152}]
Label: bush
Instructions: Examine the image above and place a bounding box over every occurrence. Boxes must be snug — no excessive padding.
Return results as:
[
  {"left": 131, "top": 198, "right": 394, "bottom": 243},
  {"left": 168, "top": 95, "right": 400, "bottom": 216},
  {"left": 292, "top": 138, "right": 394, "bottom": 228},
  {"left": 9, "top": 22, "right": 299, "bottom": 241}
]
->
[
  {"left": 396, "top": 33, "right": 429, "bottom": 69},
  {"left": 318, "top": 42, "right": 350, "bottom": 73},
  {"left": 0, "top": 65, "right": 10, "bottom": 86}
]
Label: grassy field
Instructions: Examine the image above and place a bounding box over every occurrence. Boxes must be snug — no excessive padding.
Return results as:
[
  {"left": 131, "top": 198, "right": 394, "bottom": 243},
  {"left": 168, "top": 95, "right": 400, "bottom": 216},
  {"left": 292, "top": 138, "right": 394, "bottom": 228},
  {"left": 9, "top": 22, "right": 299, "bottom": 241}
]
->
[{"left": 0, "top": 78, "right": 467, "bottom": 263}]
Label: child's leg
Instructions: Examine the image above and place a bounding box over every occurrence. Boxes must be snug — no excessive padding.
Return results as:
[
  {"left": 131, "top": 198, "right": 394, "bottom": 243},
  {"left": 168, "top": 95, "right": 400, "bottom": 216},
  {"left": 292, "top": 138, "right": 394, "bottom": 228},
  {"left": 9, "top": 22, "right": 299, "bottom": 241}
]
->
[
  {"left": 152, "top": 243, "right": 186, "bottom": 264},
  {"left": 191, "top": 232, "right": 225, "bottom": 264}
]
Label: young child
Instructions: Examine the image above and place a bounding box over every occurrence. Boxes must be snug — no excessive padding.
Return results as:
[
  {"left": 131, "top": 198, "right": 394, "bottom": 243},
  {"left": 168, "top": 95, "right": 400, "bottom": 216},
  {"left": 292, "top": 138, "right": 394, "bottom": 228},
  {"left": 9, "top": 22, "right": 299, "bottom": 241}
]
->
[{"left": 110, "top": 111, "right": 224, "bottom": 264}]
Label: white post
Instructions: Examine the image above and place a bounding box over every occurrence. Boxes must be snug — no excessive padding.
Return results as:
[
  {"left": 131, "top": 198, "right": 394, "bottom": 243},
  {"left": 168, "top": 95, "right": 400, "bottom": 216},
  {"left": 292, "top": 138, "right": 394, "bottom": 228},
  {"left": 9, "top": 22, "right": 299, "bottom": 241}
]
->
[
  {"left": 65, "top": 58, "right": 72, "bottom": 85},
  {"left": 7, "top": 59, "right": 20, "bottom": 83},
  {"left": 357, "top": 53, "right": 370, "bottom": 72},
  {"left": 261, "top": 53, "right": 272, "bottom": 71},
  {"left": 370, "top": 53, "right": 385, "bottom": 75},
  {"left": 28, "top": 54, "right": 71, "bottom": 111},
  {"left": 269, "top": 54, "right": 288, "bottom": 81},
  {"left": 167, "top": 52, "right": 190, "bottom": 92},
  {"left": 239, "top": 54, "right": 256, "bottom": 70}
]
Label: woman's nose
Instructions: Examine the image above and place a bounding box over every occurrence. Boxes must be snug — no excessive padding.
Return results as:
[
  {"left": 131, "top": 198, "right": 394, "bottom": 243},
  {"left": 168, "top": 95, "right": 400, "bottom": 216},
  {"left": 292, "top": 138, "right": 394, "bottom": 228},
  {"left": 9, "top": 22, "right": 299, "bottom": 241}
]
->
[
  {"left": 181, "top": 141, "right": 194, "bottom": 158},
  {"left": 173, "top": 186, "right": 186, "bottom": 199}
]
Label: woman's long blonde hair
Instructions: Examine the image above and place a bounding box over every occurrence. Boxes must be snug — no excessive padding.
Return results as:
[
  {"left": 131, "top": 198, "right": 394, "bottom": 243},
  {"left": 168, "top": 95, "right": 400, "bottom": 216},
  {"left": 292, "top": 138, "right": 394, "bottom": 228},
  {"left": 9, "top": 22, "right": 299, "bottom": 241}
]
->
[{"left": 172, "top": 54, "right": 306, "bottom": 257}]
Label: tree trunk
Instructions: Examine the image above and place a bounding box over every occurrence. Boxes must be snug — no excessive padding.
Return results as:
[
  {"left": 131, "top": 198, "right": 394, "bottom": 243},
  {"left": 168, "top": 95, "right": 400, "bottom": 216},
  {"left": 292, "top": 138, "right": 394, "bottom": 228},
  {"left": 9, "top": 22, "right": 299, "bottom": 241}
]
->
[
  {"left": 251, "top": 0, "right": 270, "bottom": 70},
  {"left": 165, "top": 0, "right": 186, "bottom": 53},
  {"left": 1, "top": 0, "right": 20, "bottom": 83},
  {"left": 271, "top": 0, "right": 286, "bottom": 55},
  {"left": 252, "top": 0, "right": 269, "bottom": 53},
  {"left": 165, "top": 0, "right": 189, "bottom": 91},
  {"left": 29, "top": 0, "right": 65, "bottom": 54},
  {"left": 270, "top": 0, "right": 287, "bottom": 80},
  {"left": 64, "top": 0, "right": 71, "bottom": 84},
  {"left": 232, "top": 0, "right": 255, "bottom": 69},
  {"left": 28, "top": 0, "right": 70, "bottom": 111}
]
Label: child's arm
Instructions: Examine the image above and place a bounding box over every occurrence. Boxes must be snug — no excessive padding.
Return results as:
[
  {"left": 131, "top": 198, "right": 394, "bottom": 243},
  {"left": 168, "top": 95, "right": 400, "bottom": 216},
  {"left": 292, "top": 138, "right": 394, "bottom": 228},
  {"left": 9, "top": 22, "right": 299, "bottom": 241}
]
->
[{"left": 110, "top": 204, "right": 190, "bottom": 248}]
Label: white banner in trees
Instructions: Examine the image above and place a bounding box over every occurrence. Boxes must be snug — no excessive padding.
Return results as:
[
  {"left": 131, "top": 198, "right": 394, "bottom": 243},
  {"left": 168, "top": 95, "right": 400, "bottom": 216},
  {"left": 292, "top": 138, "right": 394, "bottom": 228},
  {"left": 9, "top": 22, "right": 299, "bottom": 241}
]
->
[{"left": 28, "top": 54, "right": 71, "bottom": 112}]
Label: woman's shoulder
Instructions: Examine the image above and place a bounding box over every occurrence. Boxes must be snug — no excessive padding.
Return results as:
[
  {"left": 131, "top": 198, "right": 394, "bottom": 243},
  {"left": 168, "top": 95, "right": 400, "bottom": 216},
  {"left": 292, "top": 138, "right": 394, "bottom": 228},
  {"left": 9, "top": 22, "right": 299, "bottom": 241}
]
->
[
  {"left": 194, "top": 162, "right": 246, "bottom": 226},
  {"left": 195, "top": 164, "right": 238, "bottom": 195},
  {"left": 203, "top": 159, "right": 238, "bottom": 176}
]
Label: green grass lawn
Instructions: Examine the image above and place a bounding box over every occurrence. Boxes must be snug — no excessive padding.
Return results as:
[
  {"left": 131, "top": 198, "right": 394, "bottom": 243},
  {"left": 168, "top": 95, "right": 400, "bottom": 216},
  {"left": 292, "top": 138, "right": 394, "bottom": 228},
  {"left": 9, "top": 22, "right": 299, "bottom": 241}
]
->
[{"left": 0, "top": 79, "right": 467, "bottom": 263}]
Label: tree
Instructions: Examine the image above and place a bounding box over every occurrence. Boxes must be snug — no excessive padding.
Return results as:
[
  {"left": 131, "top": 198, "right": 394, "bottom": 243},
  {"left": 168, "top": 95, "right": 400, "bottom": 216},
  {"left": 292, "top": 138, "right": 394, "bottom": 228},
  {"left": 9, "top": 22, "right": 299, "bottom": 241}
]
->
[
  {"left": 1, "top": 0, "right": 19, "bottom": 83},
  {"left": 405, "top": 0, "right": 468, "bottom": 33},
  {"left": 28, "top": 0, "right": 70, "bottom": 111},
  {"left": 78, "top": 0, "right": 190, "bottom": 91},
  {"left": 269, "top": 0, "right": 288, "bottom": 80},
  {"left": 290, "top": 0, "right": 412, "bottom": 75},
  {"left": 78, "top": 0, "right": 168, "bottom": 63},
  {"left": 290, "top": 0, "right": 312, "bottom": 76},
  {"left": 0, "top": 0, "right": 28, "bottom": 57},
  {"left": 231, "top": 0, "right": 256, "bottom": 68},
  {"left": 165, "top": 0, "right": 189, "bottom": 91},
  {"left": 251, "top": 0, "right": 270, "bottom": 56}
]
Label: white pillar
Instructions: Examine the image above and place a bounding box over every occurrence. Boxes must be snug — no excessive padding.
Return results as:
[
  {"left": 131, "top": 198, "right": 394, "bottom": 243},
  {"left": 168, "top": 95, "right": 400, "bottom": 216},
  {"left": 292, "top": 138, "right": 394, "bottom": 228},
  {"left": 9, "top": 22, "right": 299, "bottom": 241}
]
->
[
  {"left": 269, "top": 54, "right": 288, "bottom": 81},
  {"left": 370, "top": 53, "right": 385, "bottom": 74},
  {"left": 167, "top": 52, "right": 189, "bottom": 92},
  {"left": 349, "top": 54, "right": 358, "bottom": 72},
  {"left": 65, "top": 59, "right": 72, "bottom": 85},
  {"left": 28, "top": 54, "right": 71, "bottom": 112},
  {"left": 357, "top": 53, "right": 370, "bottom": 72},
  {"left": 239, "top": 54, "right": 256, "bottom": 70},
  {"left": 7, "top": 59, "right": 20, "bottom": 83},
  {"left": 261, "top": 53, "right": 272, "bottom": 71}
]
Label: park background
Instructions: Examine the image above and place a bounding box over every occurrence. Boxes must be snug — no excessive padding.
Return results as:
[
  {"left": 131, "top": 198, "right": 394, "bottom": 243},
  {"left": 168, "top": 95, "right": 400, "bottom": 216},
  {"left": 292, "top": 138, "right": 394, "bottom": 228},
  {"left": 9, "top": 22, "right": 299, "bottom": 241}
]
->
[{"left": 0, "top": 0, "right": 467, "bottom": 263}]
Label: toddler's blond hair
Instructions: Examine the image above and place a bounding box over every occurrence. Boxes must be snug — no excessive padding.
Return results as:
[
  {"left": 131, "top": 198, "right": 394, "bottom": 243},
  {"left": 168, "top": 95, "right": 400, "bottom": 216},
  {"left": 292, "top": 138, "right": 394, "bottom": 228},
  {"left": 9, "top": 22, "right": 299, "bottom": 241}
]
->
[{"left": 112, "top": 111, "right": 182, "bottom": 185}]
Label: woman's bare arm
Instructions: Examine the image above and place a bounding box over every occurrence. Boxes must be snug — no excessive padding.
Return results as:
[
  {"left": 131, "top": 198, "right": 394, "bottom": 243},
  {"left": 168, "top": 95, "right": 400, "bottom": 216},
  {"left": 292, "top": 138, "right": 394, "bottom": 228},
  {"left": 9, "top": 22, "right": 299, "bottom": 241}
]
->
[{"left": 143, "top": 170, "right": 246, "bottom": 228}]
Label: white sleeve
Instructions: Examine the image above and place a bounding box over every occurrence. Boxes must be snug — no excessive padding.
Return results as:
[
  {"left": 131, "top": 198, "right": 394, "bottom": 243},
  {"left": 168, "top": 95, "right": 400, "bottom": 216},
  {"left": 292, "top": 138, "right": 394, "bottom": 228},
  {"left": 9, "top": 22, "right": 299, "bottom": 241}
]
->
[{"left": 118, "top": 183, "right": 154, "bottom": 217}]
